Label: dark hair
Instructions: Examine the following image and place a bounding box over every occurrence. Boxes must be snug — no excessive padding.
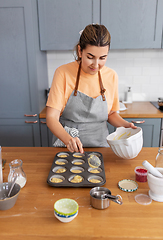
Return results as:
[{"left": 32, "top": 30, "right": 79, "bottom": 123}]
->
[{"left": 75, "top": 24, "right": 111, "bottom": 61}]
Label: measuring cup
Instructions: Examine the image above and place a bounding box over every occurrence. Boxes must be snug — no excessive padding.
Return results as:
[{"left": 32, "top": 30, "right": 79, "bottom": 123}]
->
[{"left": 90, "top": 187, "right": 123, "bottom": 209}]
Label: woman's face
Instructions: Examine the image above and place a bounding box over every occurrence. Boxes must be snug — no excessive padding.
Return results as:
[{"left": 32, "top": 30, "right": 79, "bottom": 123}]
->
[{"left": 78, "top": 44, "right": 109, "bottom": 75}]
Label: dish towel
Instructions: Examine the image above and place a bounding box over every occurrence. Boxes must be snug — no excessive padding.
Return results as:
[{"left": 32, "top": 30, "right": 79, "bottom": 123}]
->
[{"left": 53, "top": 126, "right": 79, "bottom": 147}]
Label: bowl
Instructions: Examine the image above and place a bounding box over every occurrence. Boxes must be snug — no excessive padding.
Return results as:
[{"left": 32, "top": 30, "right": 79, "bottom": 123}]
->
[
  {"left": 54, "top": 198, "right": 79, "bottom": 216},
  {"left": 54, "top": 210, "right": 78, "bottom": 223},
  {"left": 0, "top": 182, "right": 21, "bottom": 210},
  {"left": 147, "top": 167, "right": 163, "bottom": 202},
  {"left": 106, "top": 127, "right": 143, "bottom": 159}
]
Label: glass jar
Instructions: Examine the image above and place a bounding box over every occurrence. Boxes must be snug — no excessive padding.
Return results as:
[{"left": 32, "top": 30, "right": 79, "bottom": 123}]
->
[
  {"left": 155, "top": 147, "right": 163, "bottom": 168},
  {"left": 8, "top": 159, "right": 27, "bottom": 188}
]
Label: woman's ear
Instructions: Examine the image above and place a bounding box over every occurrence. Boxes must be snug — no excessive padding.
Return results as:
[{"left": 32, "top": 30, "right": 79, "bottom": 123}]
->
[{"left": 78, "top": 45, "right": 82, "bottom": 58}]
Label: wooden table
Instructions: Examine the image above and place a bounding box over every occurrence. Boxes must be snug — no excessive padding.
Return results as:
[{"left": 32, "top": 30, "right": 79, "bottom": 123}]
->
[{"left": 1, "top": 147, "right": 162, "bottom": 240}]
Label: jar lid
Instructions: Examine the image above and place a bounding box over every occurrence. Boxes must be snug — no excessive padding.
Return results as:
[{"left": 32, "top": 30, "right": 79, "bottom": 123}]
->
[
  {"left": 118, "top": 179, "right": 138, "bottom": 192},
  {"left": 135, "top": 194, "right": 152, "bottom": 205}
]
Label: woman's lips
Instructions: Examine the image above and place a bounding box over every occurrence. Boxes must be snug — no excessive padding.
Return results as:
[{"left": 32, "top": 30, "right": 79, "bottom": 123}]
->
[{"left": 89, "top": 67, "right": 98, "bottom": 71}]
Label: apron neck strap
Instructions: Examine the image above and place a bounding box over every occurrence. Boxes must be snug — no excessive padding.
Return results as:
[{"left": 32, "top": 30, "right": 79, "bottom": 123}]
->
[
  {"left": 74, "top": 61, "right": 106, "bottom": 101},
  {"left": 98, "top": 71, "right": 106, "bottom": 101},
  {"left": 74, "top": 62, "right": 81, "bottom": 96}
]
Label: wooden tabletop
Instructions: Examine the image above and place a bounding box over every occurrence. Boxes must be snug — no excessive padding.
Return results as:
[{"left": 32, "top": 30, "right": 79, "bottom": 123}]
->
[
  {"left": 39, "top": 102, "right": 163, "bottom": 119},
  {"left": 1, "top": 147, "right": 162, "bottom": 240}
]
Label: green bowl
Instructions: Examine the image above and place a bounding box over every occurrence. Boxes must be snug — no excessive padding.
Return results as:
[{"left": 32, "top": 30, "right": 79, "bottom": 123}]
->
[{"left": 54, "top": 198, "right": 79, "bottom": 216}]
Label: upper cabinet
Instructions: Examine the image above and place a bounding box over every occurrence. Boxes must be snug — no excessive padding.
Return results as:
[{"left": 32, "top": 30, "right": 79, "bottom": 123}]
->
[
  {"left": 101, "top": 0, "right": 163, "bottom": 49},
  {"left": 38, "top": 0, "right": 163, "bottom": 50},
  {"left": 38, "top": 0, "right": 100, "bottom": 50}
]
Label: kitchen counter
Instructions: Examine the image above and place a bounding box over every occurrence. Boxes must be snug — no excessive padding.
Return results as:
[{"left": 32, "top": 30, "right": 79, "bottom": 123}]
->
[
  {"left": 39, "top": 102, "right": 163, "bottom": 119},
  {"left": 1, "top": 147, "right": 163, "bottom": 239}
]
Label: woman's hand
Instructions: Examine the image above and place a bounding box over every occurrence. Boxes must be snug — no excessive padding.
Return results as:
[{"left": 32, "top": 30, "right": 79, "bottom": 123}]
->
[
  {"left": 125, "top": 122, "right": 137, "bottom": 129},
  {"left": 67, "top": 137, "right": 84, "bottom": 154}
]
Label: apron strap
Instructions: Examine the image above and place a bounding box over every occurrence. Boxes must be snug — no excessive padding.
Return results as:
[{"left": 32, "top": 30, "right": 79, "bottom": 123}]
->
[
  {"left": 74, "top": 61, "right": 106, "bottom": 101},
  {"left": 74, "top": 62, "right": 81, "bottom": 96},
  {"left": 98, "top": 71, "right": 106, "bottom": 101}
]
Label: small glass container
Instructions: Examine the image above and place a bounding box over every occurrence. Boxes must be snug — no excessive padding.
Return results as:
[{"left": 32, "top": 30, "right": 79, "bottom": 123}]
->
[
  {"left": 8, "top": 159, "right": 27, "bottom": 188},
  {"left": 155, "top": 147, "right": 163, "bottom": 168},
  {"left": 134, "top": 166, "right": 147, "bottom": 182}
]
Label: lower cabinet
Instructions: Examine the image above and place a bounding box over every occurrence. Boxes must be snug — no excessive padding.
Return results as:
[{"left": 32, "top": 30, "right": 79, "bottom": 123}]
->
[
  {"left": 108, "top": 118, "right": 162, "bottom": 147},
  {"left": 40, "top": 119, "right": 53, "bottom": 147},
  {"left": 40, "top": 118, "right": 161, "bottom": 147},
  {"left": 0, "top": 117, "right": 41, "bottom": 147}
]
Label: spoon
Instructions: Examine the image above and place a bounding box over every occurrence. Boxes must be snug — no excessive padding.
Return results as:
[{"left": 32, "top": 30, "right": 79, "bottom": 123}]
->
[
  {"left": 142, "top": 160, "right": 163, "bottom": 178},
  {"left": 7, "top": 175, "right": 18, "bottom": 198},
  {"left": 88, "top": 154, "right": 101, "bottom": 168}
]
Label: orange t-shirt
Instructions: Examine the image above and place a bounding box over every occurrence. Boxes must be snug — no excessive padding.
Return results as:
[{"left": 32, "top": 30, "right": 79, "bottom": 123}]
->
[{"left": 46, "top": 61, "right": 119, "bottom": 114}]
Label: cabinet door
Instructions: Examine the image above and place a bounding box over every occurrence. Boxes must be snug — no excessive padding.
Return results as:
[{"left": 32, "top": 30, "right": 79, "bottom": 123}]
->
[
  {"left": 0, "top": 0, "right": 48, "bottom": 118},
  {"left": 40, "top": 119, "right": 53, "bottom": 147},
  {"left": 0, "top": 118, "right": 40, "bottom": 147},
  {"left": 124, "top": 118, "right": 161, "bottom": 147},
  {"left": 38, "top": 0, "right": 98, "bottom": 50},
  {"left": 101, "top": 0, "right": 163, "bottom": 49}
]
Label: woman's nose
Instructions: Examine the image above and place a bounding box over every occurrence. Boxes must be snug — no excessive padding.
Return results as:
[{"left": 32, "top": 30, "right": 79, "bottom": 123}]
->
[{"left": 93, "top": 59, "right": 99, "bottom": 68}]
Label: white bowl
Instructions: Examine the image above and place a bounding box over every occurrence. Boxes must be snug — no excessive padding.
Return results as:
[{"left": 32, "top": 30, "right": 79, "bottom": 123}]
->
[
  {"left": 147, "top": 167, "right": 163, "bottom": 202},
  {"left": 106, "top": 127, "right": 143, "bottom": 159},
  {"left": 54, "top": 211, "right": 78, "bottom": 223}
]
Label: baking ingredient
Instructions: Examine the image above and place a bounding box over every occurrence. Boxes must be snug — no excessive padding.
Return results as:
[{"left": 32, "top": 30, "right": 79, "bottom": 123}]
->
[
  {"left": 70, "top": 175, "right": 83, "bottom": 183},
  {"left": 51, "top": 177, "right": 63, "bottom": 183},
  {"left": 89, "top": 179, "right": 101, "bottom": 183},
  {"left": 90, "top": 169, "right": 100, "bottom": 173},
  {"left": 16, "top": 175, "right": 27, "bottom": 188},
  {"left": 71, "top": 169, "right": 82, "bottom": 173},
  {"left": 55, "top": 160, "right": 66, "bottom": 165},
  {"left": 73, "top": 161, "right": 83, "bottom": 165},
  {"left": 135, "top": 167, "right": 147, "bottom": 182},
  {"left": 58, "top": 154, "right": 68, "bottom": 158},
  {"left": 56, "top": 168, "right": 66, "bottom": 173}
]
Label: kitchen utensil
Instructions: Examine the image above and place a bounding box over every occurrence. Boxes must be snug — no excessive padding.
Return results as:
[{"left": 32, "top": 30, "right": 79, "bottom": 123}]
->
[
  {"left": 54, "top": 198, "right": 78, "bottom": 216},
  {"left": 90, "top": 187, "right": 123, "bottom": 209},
  {"left": 7, "top": 175, "right": 18, "bottom": 198},
  {"left": 106, "top": 127, "right": 143, "bottom": 159},
  {"left": 147, "top": 167, "right": 163, "bottom": 202},
  {"left": 47, "top": 151, "right": 106, "bottom": 187},
  {"left": 142, "top": 160, "right": 163, "bottom": 178},
  {"left": 88, "top": 154, "right": 101, "bottom": 168},
  {"left": 0, "top": 182, "right": 20, "bottom": 210}
]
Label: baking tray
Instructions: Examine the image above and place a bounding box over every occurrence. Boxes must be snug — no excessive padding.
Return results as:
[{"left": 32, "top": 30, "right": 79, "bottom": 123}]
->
[{"left": 47, "top": 151, "right": 106, "bottom": 187}]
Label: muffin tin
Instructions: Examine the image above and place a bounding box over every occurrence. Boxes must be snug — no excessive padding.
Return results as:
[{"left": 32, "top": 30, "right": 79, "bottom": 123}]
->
[{"left": 47, "top": 151, "right": 106, "bottom": 187}]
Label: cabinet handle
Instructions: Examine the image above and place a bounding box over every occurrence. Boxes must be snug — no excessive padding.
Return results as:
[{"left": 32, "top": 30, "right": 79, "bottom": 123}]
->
[
  {"left": 41, "top": 121, "right": 46, "bottom": 124},
  {"left": 24, "top": 114, "right": 37, "bottom": 117},
  {"left": 132, "top": 120, "right": 145, "bottom": 124},
  {"left": 25, "top": 120, "right": 38, "bottom": 124}
]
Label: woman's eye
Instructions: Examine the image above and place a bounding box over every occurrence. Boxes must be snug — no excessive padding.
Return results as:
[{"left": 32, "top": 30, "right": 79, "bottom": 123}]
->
[{"left": 87, "top": 56, "right": 93, "bottom": 59}]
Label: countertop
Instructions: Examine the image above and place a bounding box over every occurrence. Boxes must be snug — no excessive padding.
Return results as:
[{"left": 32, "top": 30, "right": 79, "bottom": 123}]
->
[
  {"left": 39, "top": 102, "right": 163, "bottom": 119},
  {"left": 1, "top": 147, "right": 163, "bottom": 240}
]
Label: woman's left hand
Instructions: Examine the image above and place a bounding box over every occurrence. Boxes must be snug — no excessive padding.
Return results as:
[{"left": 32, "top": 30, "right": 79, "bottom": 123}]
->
[{"left": 126, "top": 122, "right": 137, "bottom": 129}]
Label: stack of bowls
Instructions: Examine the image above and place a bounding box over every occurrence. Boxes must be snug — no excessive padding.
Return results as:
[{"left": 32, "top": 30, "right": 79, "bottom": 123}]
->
[
  {"left": 54, "top": 198, "right": 79, "bottom": 223},
  {"left": 106, "top": 127, "right": 143, "bottom": 159}
]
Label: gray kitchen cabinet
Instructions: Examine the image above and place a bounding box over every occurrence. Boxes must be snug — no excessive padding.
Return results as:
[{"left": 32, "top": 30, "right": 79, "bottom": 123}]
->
[
  {"left": 101, "top": 0, "right": 163, "bottom": 49},
  {"left": 37, "top": 0, "right": 100, "bottom": 50},
  {"left": 0, "top": 0, "right": 48, "bottom": 147},
  {"left": 38, "top": 0, "right": 163, "bottom": 50},
  {"left": 40, "top": 119, "right": 53, "bottom": 147}
]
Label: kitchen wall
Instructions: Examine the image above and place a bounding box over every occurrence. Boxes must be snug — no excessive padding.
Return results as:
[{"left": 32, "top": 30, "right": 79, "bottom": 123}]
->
[{"left": 47, "top": 49, "right": 163, "bottom": 102}]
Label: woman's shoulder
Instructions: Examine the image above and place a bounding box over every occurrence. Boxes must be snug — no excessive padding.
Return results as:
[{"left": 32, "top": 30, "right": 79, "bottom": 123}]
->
[
  {"left": 102, "top": 65, "right": 118, "bottom": 76},
  {"left": 56, "top": 61, "right": 78, "bottom": 74}
]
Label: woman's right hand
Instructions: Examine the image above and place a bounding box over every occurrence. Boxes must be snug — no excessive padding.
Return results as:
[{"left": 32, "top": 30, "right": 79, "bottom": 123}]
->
[{"left": 67, "top": 137, "right": 84, "bottom": 154}]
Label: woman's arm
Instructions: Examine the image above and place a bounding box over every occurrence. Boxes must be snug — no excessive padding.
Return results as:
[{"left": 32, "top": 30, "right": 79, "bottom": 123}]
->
[
  {"left": 108, "top": 111, "right": 137, "bottom": 129},
  {"left": 46, "top": 106, "right": 84, "bottom": 153}
]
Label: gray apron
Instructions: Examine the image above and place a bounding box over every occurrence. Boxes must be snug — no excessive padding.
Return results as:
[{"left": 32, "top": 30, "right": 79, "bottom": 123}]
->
[{"left": 53, "top": 62, "right": 109, "bottom": 147}]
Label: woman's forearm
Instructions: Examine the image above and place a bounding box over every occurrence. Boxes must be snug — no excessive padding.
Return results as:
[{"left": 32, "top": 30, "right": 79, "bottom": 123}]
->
[{"left": 108, "top": 111, "right": 136, "bottom": 128}]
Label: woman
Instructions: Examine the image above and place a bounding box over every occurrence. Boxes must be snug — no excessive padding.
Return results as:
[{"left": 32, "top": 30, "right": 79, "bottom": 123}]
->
[{"left": 46, "top": 24, "right": 136, "bottom": 153}]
